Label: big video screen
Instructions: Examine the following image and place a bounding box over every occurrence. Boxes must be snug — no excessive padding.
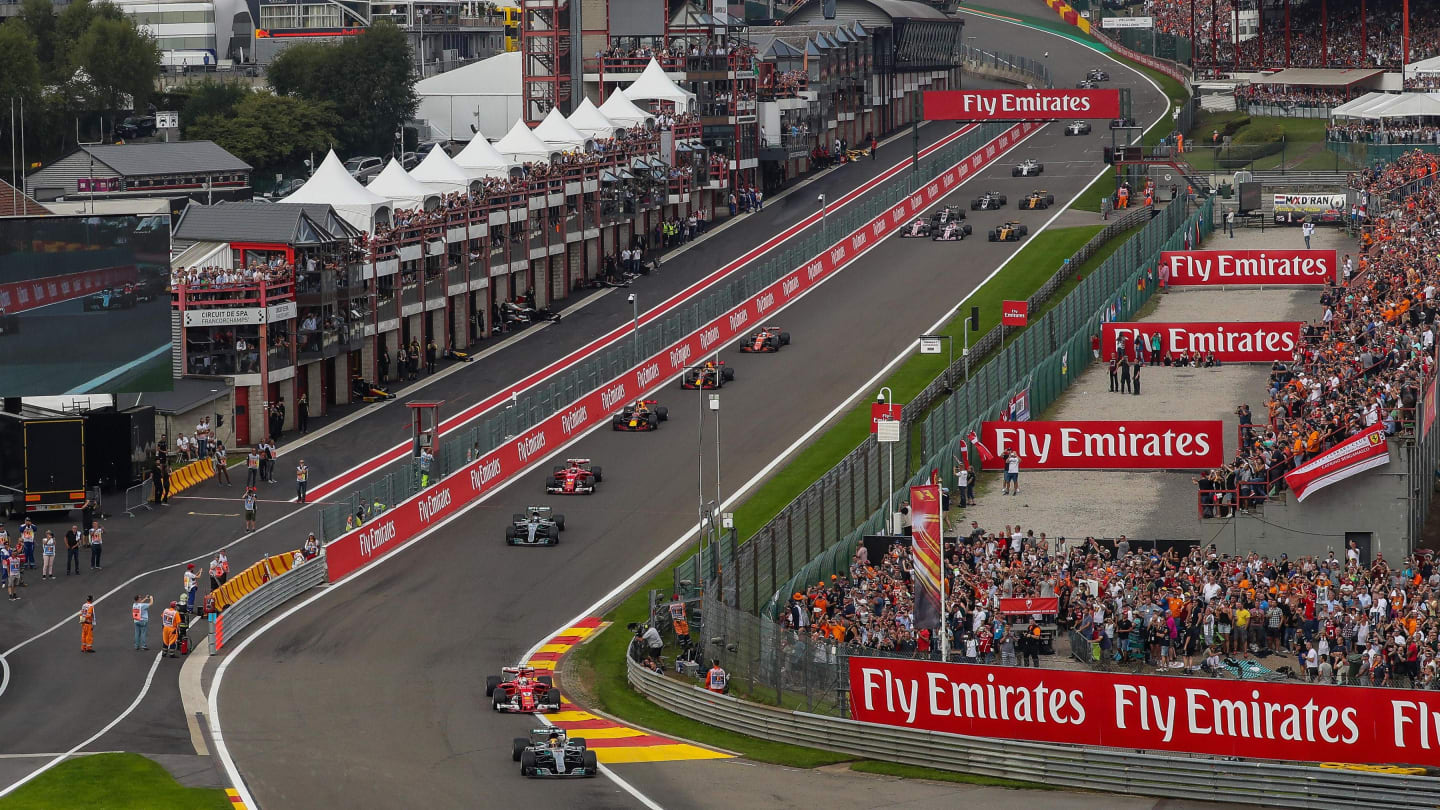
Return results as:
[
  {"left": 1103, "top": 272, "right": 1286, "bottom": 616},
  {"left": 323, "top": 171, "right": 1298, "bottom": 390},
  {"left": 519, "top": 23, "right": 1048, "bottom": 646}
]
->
[{"left": 0, "top": 214, "right": 173, "bottom": 396}]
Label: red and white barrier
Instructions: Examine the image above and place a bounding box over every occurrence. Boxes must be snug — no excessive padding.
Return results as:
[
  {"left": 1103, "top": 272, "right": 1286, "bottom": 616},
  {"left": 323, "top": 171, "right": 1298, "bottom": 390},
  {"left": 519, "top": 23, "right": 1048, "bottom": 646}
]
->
[
  {"left": 324, "top": 121, "right": 1041, "bottom": 582},
  {"left": 0, "top": 266, "right": 137, "bottom": 314}
]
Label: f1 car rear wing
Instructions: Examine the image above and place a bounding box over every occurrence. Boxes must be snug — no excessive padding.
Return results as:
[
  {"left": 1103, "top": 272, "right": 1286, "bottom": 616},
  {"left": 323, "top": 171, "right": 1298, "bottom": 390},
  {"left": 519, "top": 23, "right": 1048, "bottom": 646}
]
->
[{"left": 564, "top": 458, "right": 591, "bottom": 465}]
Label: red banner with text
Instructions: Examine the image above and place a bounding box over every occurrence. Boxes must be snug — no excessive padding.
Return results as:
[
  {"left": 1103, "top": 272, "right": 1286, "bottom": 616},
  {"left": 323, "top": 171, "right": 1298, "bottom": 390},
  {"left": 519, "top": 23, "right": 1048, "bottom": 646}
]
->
[
  {"left": 324, "top": 122, "right": 1041, "bottom": 582},
  {"left": 998, "top": 597, "right": 1058, "bottom": 615},
  {"left": 1101, "top": 321, "right": 1303, "bottom": 363},
  {"left": 1160, "top": 249, "right": 1336, "bottom": 286},
  {"left": 979, "top": 420, "right": 1224, "bottom": 470},
  {"left": 870, "top": 402, "right": 903, "bottom": 433},
  {"left": 1284, "top": 423, "right": 1390, "bottom": 503},
  {"left": 925, "top": 89, "right": 1121, "bottom": 121},
  {"left": 1001, "top": 300, "right": 1028, "bottom": 327},
  {"left": 849, "top": 656, "right": 1440, "bottom": 767}
]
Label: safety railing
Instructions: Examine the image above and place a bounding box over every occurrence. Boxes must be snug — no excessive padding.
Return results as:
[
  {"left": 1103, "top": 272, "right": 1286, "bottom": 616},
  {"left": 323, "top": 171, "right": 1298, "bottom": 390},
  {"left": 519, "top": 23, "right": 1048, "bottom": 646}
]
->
[{"left": 210, "top": 552, "right": 326, "bottom": 652}]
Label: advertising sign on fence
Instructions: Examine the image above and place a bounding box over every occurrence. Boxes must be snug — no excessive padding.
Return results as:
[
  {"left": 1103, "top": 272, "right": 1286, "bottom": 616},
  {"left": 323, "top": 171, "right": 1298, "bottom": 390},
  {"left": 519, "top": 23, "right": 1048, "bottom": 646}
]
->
[
  {"left": 1273, "top": 192, "right": 1348, "bottom": 225},
  {"left": 924, "top": 90, "right": 1122, "bottom": 121},
  {"left": 1101, "top": 321, "right": 1303, "bottom": 362},
  {"left": 1159, "top": 249, "right": 1335, "bottom": 286},
  {"left": 1001, "top": 300, "right": 1029, "bottom": 326},
  {"left": 324, "top": 121, "right": 1042, "bottom": 582},
  {"left": 871, "top": 402, "right": 904, "bottom": 433},
  {"left": 1284, "top": 422, "right": 1390, "bottom": 503},
  {"left": 998, "top": 597, "right": 1058, "bottom": 615},
  {"left": 848, "top": 655, "right": 1440, "bottom": 768},
  {"left": 978, "top": 420, "right": 1224, "bottom": 470},
  {"left": 1100, "top": 15, "right": 1153, "bottom": 28},
  {"left": 909, "top": 484, "right": 943, "bottom": 632},
  {"left": 998, "top": 388, "right": 1030, "bottom": 422}
]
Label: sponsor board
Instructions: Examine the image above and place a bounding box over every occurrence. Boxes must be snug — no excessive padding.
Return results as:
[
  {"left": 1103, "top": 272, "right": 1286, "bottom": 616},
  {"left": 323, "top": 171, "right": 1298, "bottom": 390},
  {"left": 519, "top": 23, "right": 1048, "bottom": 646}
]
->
[
  {"left": 321, "top": 122, "right": 1041, "bottom": 581},
  {"left": 1001, "top": 300, "right": 1028, "bottom": 327},
  {"left": 998, "top": 597, "right": 1058, "bottom": 615},
  {"left": 924, "top": 90, "right": 1121, "bottom": 121},
  {"left": 0, "top": 265, "right": 138, "bottom": 314},
  {"left": 1284, "top": 423, "right": 1390, "bottom": 503},
  {"left": 870, "top": 402, "right": 903, "bottom": 433},
  {"left": 1274, "top": 192, "right": 1348, "bottom": 225},
  {"left": 1101, "top": 15, "right": 1153, "bottom": 28},
  {"left": 979, "top": 420, "right": 1224, "bottom": 470},
  {"left": 1101, "top": 321, "right": 1303, "bottom": 362},
  {"left": 848, "top": 655, "right": 1440, "bottom": 768},
  {"left": 1160, "top": 249, "right": 1335, "bottom": 286}
]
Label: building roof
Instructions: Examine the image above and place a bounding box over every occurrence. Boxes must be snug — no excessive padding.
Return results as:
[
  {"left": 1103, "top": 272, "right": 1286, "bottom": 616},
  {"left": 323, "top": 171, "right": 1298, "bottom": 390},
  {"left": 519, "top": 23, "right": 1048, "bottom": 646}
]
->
[
  {"left": 785, "top": 0, "right": 949, "bottom": 24},
  {"left": 1251, "top": 68, "right": 1385, "bottom": 87},
  {"left": 0, "top": 179, "right": 49, "bottom": 217},
  {"left": 173, "top": 201, "right": 360, "bottom": 245},
  {"left": 82, "top": 141, "right": 252, "bottom": 177},
  {"left": 140, "top": 377, "right": 233, "bottom": 416}
]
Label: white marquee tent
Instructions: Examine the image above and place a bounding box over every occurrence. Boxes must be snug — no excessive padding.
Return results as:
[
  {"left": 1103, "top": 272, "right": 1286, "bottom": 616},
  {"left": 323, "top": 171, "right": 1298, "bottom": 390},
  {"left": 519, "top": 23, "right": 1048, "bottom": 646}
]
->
[
  {"left": 1332, "top": 91, "right": 1440, "bottom": 119},
  {"left": 622, "top": 58, "right": 696, "bottom": 109},
  {"left": 599, "top": 89, "right": 656, "bottom": 129},
  {"left": 410, "top": 144, "right": 474, "bottom": 193},
  {"left": 496, "top": 119, "right": 557, "bottom": 164},
  {"left": 453, "top": 130, "right": 514, "bottom": 179},
  {"left": 282, "top": 150, "right": 392, "bottom": 231},
  {"left": 367, "top": 159, "right": 442, "bottom": 209},
  {"left": 414, "top": 51, "right": 523, "bottom": 142},
  {"left": 567, "top": 97, "right": 619, "bottom": 138},
  {"left": 533, "top": 107, "right": 595, "bottom": 151}
]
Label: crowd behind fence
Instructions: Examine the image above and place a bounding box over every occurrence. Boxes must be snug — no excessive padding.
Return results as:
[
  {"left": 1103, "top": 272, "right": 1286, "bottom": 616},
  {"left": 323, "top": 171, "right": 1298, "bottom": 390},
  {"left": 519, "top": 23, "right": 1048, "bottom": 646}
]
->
[{"left": 315, "top": 122, "right": 1016, "bottom": 541}]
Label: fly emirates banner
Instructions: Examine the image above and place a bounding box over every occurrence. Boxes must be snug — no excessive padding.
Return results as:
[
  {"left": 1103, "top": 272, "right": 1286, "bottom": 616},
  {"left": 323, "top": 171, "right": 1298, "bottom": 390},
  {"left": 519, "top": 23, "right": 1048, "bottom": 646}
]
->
[
  {"left": 1161, "top": 249, "right": 1336, "bottom": 286},
  {"left": 978, "top": 420, "right": 1223, "bottom": 470},
  {"left": 849, "top": 656, "right": 1440, "bottom": 767}
]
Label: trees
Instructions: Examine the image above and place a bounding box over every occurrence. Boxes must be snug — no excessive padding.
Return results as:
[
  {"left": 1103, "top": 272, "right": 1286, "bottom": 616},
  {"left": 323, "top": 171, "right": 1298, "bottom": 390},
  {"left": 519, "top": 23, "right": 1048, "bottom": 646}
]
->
[
  {"left": 0, "top": 23, "right": 43, "bottom": 106},
  {"left": 74, "top": 16, "right": 161, "bottom": 113},
  {"left": 267, "top": 21, "right": 418, "bottom": 157},
  {"left": 180, "top": 80, "right": 250, "bottom": 137},
  {"left": 187, "top": 92, "right": 340, "bottom": 174}
]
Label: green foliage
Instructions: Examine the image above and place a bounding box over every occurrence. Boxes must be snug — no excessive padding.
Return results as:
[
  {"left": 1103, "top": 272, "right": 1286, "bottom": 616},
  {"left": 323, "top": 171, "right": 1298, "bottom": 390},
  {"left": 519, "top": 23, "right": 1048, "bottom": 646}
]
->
[
  {"left": 267, "top": 21, "right": 418, "bottom": 156},
  {"left": 0, "top": 753, "right": 229, "bottom": 810},
  {"left": 15, "top": 0, "right": 59, "bottom": 75},
  {"left": 73, "top": 15, "right": 162, "bottom": 112},
  {"left": 181, "top": 79, "right": 250, "bottom": 136},
  {"left": 0, "top": 22, "right": 43, "bottom": 104},
  {"left": 187, "top": 91, "right": 340, "bottom": 172}
]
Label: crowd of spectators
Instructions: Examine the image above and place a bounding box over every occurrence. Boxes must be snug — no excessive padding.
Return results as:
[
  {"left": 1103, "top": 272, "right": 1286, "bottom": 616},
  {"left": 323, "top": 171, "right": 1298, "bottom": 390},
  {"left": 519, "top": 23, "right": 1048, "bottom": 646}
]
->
[
  {"left": 1236, "top": 83, "right": 1347, "bottom": 108},
  {"left": 1326, "top": 121, "right": 1440, "bottom": 144}
]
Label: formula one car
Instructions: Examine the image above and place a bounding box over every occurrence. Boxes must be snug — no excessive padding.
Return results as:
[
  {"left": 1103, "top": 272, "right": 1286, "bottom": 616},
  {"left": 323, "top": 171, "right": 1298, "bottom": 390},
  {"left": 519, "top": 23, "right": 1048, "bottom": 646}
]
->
[
  {"left": 931, "top": 220, "right": 973, "bottom": 241},
  {"left": 486, "top": 666, "right": 562, "bottom": 713},
  {"left": 513, "top": 728, "right": 598, "bottom": 778},
  {"left": 1012, "top": 159, "right": 1044, "bottom": 177},
  {"left": 1086, "top": 68, "right": 1110, "bottom": 81},
  {"left": 506, "top": 506, "right": 566, "bottom": 546},
  {"left": 897, "top": 217, "right": 934, "bottom": 238},
  {"left": 1019, "top": 190, "right": 1056, "bottom": 210},
  {"left": 1064, "top": 121, "right": 1092, "bottom": 136},
  {"left": 83, "top": 285, "right": 138, "bottom": 311},
  {"left": 613, "top": 399, "right": 668, "bottom": 431},
  {"left": 970, "top": 191, "right": 1007, "bottom": 211},
  {"left": 933, "top": 206, "right": 965, "bottom": 224},
  {"left": 681, "top": 360, "right": 734, "bottom": 389},
  {"left": 738, "top": 326, "right": 791, "bottom": 353},
  {"left": 1076, "top": 79, "right": 1099, "bottom": 89},
  {"left": 0, "top": 310, "right": 17, "bottom": 337},
  {"left": 546, "top": 458, "right": 602, "bottom": 495},
  {"left": 1110, "top": 116, "right": 1138, "bottom": 129},
  {"left": 988, "top": 220, "right": 1030, "bottom": 242},
  {"left": 351, "top": 376, "right": 396, "bottom": 402}
]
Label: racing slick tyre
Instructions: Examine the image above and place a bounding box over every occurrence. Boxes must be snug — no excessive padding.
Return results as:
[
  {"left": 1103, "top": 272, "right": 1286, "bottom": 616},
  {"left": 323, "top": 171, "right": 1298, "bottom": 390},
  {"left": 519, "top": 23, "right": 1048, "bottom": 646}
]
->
[
  {"left": 554, "top": 515, "right": 565, "bottom": 531},
  {"left": 512, "top": 513, "right": 525, "bottom": 525},
  {"left": 492, "top": 693, "right": 506, "bottom": 711},
  {"left": 1019, "top": 225, "right": 1030, "bottom": 237},
  {"left": 970, "top": 200, "right": 980, "bottom": 210},
  {"left": 778, "top": 332, "right": 791, "bottom": 346},
  {"left": 590, "top": 466, "right": 603, "bottom": 482},
  {"left": 520, "top": 749, "right": 537, "bottom": 775},
  {"left": 998, "top": 196, "right": 1007, "bottom": 205},
  {"left": 539, "top": 675, "right": 554, "bottom": 687},
  {"left": 582, "top": 751, "right": 598, "bottom": 775},
  {"left": 963, "top": 224, "right": 973, "bottom": 236},
  {"left": 1046, "top": 195, "right": 1055, "bottom": 206},
  {"left": 486, "top": 675, "right": 501, "bottom": 697},
  {"left": 647, "top": 414, "right": 659, "bottom": 429},
  {"left": 721, "top": 366, "right": 735, "bottom": 381},
  {"left": 571, "top": 737, "right": 588, "bottom": 751},
  {"left": 763, "top": 337, "right": 777, "bottom": 351},
  {"left": 514, "top": 738, "right": 529, "bottom": 762},
  {"left": 505, "top": 530, "right": 520, "bottom": 546},
  {"left": 655, "top": 406, "right": 669, "bottom": 421},
  {"left": 987, "top": 230, "right": 998, "bottom": 242},
  {"left": 1011, "top": 168, "right": 1021, "bottom": 176}
]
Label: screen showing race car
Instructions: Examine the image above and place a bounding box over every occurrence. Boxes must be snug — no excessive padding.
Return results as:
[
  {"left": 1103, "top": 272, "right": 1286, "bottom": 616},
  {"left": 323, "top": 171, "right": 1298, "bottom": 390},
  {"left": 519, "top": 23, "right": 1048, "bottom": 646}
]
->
[{"left": 0, "top": 214, "right": 173, "bottom": 396}]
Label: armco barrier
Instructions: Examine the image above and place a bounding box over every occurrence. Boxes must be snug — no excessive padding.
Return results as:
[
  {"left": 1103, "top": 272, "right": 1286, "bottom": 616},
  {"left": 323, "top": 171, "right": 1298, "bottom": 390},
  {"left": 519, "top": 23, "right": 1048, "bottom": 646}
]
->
[
  {"left": 322, "top": 121, "right": 1044, "bottom": 583},
  {"left": 211, "top": 550, "right": 301, "bottom": 612},
  {"left": 212, "top": 554, "right": 326, "bottom": 652},
  {"left": 625, "top": 658, "right": 1440, "bottom": 809}
]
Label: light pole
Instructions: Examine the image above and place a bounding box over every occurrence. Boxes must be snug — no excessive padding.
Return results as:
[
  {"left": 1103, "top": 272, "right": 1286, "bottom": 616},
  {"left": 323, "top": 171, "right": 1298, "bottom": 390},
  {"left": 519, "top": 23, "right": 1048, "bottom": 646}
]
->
[
  {"left": 627, "top": 292, "right": 639, "bottom": 360},
  {"left": 710, "top": 392, "right": 720, "bottom": 525},
  {"left": 876, "top": 388, "right": 901, "bottom": 535},
  {"left": 817, "top": 193, "right": 827, "bottom": 242}
]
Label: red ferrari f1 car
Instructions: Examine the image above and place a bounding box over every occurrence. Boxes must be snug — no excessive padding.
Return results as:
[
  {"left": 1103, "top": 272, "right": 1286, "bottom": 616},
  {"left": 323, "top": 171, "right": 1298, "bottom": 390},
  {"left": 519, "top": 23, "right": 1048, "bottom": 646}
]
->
[
  {"left": 486, "top": 666, "right": 562, "bottom": 713},
  {"left": 738, "top": 326, "right": 791, "bottom": 353},
  {"left": 546, "top": 458, "right": 602, "bottom": 494}
]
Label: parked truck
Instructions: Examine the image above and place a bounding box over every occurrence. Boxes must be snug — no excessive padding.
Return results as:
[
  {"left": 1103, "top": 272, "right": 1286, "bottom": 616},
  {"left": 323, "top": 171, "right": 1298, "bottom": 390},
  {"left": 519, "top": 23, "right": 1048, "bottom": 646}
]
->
[{"left": 0, "top": 405, "right": 89, "bottom": 518}]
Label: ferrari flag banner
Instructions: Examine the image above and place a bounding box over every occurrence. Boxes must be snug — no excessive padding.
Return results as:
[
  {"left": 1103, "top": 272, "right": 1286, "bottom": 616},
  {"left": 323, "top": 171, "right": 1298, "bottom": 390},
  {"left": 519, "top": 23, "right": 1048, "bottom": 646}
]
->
[
  {"left": 1102, "top": 321, "right": 1303, "bottom": 363},
  {"left": 1284, "top": 423, "right": 1390, "bottom": 502},
  {"left": 979, "top": 420, "right": 1224, "bottom": 470},
  {"left": 924, "top": 89, "right": 1121, "bottom": 121},
  {"left": 1160, "top": 249, "right": 1336, "bottom": 286},
  {"left": 909, "top": 484, "right": 943, "bottom": 632},
  {"left": 848, "top": 655, "right": 1440, "bottom": 767}
]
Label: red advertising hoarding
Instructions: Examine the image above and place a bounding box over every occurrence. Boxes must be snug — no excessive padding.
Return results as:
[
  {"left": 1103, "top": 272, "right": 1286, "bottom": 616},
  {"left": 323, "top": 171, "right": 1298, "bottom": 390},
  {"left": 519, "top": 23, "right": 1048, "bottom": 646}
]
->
[
  {"left": 978, "top": 420, "right": 1224, "bottom": 470},
  {"left": 1101, "top": 321, "right": 1303, "bottom": 363},
  {"left": 870, "top": 402, "right": 903, "bottom": 433},
  {"left": 1001, "top": 300, "right": 1028, "bottom": 327},
  {"left": 924, "top": 89, "right": 1122, "bottom": 121},
  {"left": 849, "top": 656, "right": 1440, "bottom": 768},
  {"left": 1284, "top": 422, "right": 1390, "bottom": 503},
  {"left": 1160, "top": 249, "right": 1336, "bottom": 286},
  {"left": 324, "top": 121, "right": 1043, "bottom": 582},
  {"left": 997, "top": 597, "right": 1058, "bottom": 615}
]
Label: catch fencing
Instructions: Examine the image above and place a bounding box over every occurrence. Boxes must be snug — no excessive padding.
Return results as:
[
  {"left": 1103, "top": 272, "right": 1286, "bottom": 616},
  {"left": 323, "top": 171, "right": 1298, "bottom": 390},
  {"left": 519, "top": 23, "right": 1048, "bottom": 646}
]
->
[
  {"left": 626, "top": 655, "right": 1440, "bottom": 809},
  {"left": 315, "top": 121, "right": 1019, "bottom": 542},
  {"left": 676, "top": 199, "right": 1209, "bottom": 617}
]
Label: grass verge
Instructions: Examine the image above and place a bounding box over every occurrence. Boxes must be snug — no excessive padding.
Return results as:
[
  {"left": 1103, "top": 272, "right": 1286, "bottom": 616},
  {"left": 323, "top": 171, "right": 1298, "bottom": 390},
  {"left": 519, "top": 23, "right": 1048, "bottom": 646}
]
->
[
  {"left": 0, "top": 754, "right": 230, "bottom": 810},
  {"left": 848, "top": 760, "right": 1058, "bottom": 790}
]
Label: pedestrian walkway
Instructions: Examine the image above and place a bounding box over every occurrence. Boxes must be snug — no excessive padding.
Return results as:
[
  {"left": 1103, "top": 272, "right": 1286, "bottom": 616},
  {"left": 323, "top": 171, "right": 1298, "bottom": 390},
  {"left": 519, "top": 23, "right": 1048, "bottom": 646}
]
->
[{"left": 526, "top": 617, "right": 731, "bottom": 764}]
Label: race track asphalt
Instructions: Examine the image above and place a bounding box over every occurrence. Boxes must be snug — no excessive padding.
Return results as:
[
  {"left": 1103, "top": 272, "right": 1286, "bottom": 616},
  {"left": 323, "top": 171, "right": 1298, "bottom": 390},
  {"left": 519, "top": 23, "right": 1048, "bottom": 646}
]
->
[
  {"left": 0, "top": 295, "right": 169, "bottom": 395},
  {"left": 0, "top": 105, "right": 984, "bottom": 768},
  {"left": 214, "top": 19, "right": 1172, "bottom": 806}
]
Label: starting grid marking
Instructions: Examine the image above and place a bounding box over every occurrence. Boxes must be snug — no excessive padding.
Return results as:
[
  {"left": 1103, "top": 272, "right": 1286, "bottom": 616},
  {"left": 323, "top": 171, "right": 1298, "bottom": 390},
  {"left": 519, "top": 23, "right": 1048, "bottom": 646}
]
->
[{"left": 526, "top": 617, "right": 730, "bottom": 765}]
